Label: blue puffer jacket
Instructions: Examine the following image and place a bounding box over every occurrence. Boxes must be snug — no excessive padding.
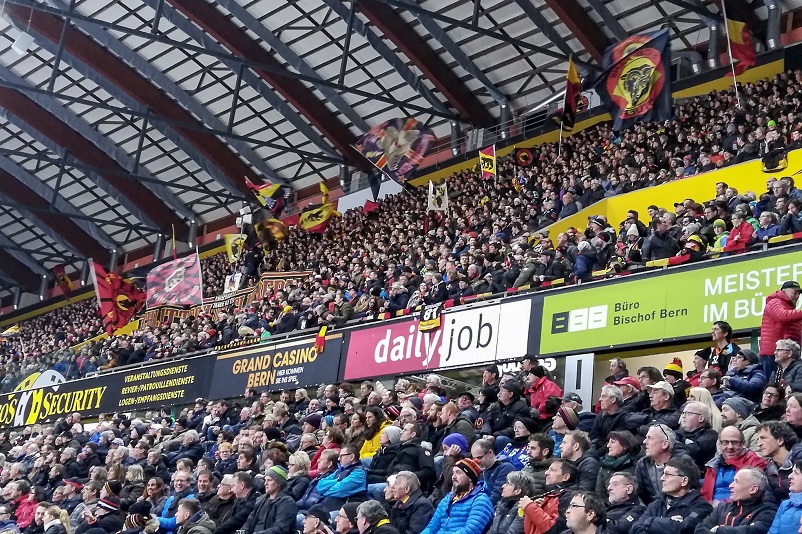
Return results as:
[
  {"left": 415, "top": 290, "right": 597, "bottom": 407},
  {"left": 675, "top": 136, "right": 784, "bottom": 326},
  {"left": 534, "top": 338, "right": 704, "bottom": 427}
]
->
[
  {"left": 157, "top": 490, "right": 196, "bottom": 534},
  {"left": 768, "top": 492, "right": 802, "bottom": 534},
  {"left": 478, "top": 459, "right": 516, "bottom": 505},
  {"left": 725, "top": 364, "right": 768, "bottom": 403},
  {"left": 420, "top": 483, "right": 494, "bottom": 534}
]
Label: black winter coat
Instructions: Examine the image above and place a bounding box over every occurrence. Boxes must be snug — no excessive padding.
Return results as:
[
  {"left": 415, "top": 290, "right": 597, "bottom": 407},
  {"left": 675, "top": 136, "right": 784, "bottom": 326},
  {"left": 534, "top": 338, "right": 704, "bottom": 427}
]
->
[
  {"left": 574, "top": 453, "right": 601, "bottom": 491},
  {"left": 388, "top": 491, "right": 435, "bottom": 534},
  {"left": 487, "top": 497, "right": 524, "bottom": 534},
  {"left": 675, "top": 427, "right": 718, "bottom": 470},
  {"left": 605, "top": 495, "right": 646, "bottom": 534},
  {"left": 285, "top": 475, "right": 311, "bottom": 501},
  {"left": 367, "top": 444, "right": 400, "bottom": 483},
  {"left": 483, "top": 399, "right": 530, "bottom": 438},
  {"left": 213, "top": 489, "right": 257, "bottom": 534},
  {"left": 244, "top": 494, "right": 297, "bottom": 534},
  {"left": 631, "top": 490, "right": 713, "bottom": 534},
  {"left": 388, "top": 440, "right": 435, "bottom": 489},
  {"left": 588, "top": 410, "right": 637, "bottom": 457},
  {"left": 693, "top": 496, "right": 776, "bottom": 534},
  {"left": 204, "top": 495, "right": 236, "bottom": 527}
]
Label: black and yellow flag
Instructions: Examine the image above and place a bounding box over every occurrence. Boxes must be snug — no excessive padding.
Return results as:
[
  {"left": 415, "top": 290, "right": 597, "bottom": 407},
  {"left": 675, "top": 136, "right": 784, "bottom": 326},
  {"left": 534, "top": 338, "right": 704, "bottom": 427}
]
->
[{"left": 562, "top": 57, "right": 581, "bottom": 131}]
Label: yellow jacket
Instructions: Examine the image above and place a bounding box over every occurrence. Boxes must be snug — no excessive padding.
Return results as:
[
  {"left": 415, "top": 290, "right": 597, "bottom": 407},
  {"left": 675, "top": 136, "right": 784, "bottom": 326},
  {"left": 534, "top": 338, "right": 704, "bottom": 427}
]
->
[{"left": 359, "top": 420, "right": 390, "bottom": 459}]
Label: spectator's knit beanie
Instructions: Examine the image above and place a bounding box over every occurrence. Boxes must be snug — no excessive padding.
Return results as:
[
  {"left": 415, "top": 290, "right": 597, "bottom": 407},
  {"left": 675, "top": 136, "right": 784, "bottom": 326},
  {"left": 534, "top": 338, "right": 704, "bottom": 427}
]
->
[
  {"left": 723, "top": 397, "right": 755, "bottom": 420},
  {"left": 323, "top": 415, "right": 335, "bottom": 427},
  {"left": 558, "top": 406, "right": 580, "bottom": 430},
  {"left": 104, "top": 480, "right": 122, "bottom": 497},
  {"left": 663, "top": 358, "right": 684, "bottom": 380},
  {"left": 341, "top": 503, "right": 360, "bottom": 526},
  {"left": 264, "top": 427, "right": 282, "bottom": 441},
  {"left": 442, "top": 433, "right": 469, "bottom": 454},
  {"left": 302, "top": 414, "right": 322, "bottom": 429},
  {"left": 455, "top": 458, "right": 482, "bottom": 484},
  {"left": 97, "top": 496, "right": 120, "bottom": 512},
  {"left": 265, "top": 465, "right": 288, "bottom": 487},
  {"left": 125, "top": 501, "right": 152, "bottom": 529},
  {"left": 383, "top": 426, "right": 401, "bottom": 445}
]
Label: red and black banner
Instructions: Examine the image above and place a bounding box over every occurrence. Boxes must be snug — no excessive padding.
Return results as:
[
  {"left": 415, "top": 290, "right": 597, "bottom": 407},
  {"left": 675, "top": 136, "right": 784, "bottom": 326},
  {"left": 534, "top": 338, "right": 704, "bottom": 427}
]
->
[
  {"left": 562, "top": 57, "right": 581, "bottom": 131},
  {"left": 91, "top": 263, "right": 146, "bottom": 335},
  {"left": 52, "top": 264, "right": 73, "bottom": 300},
  {"left": 146, "top": 254, "right": 203, "bottom": 308},
  {"left": 724, "top": 1, "right": 755, "bottom": 75}
]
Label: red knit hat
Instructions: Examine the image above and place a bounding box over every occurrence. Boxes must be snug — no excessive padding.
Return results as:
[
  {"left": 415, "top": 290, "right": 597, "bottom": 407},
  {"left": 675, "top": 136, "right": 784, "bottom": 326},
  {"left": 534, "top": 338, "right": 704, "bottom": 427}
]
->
[{"left": 455, "top": 458, "right": 482, "bottom": 484}]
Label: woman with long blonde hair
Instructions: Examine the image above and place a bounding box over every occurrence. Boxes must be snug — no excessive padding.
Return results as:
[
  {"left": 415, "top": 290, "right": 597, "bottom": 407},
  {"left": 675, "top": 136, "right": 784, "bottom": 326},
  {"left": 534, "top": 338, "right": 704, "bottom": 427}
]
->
[
  {"left": 43, "top": 505, "right": 70, "bottom": 534},
  {"left": 687, "top": 386, "right": 723, "bottom": 433}
]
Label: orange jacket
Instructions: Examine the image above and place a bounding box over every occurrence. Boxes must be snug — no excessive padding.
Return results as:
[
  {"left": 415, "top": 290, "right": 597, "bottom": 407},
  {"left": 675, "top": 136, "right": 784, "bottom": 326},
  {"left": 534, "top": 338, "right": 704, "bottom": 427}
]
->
[{"left": 523, "top": 494, "right": 560, "bottom": 534}]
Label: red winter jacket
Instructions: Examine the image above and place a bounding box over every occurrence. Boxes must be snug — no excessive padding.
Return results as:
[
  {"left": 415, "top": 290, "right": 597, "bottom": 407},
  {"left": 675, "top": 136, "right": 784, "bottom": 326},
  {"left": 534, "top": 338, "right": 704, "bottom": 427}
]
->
[
  {"left": 759, "top": 290, "right": 802, "bottom": 356},
  {"left": 723, "top": 221, "right": 754, "bottom": 253},
  {"left": 529, "top": 376, "right": 563, "bottom": 420},
  {"left": 12, "top": 495, "right": 37, "bottom": 529},
  {"left": 700, "top": 450, "right": 767, "bottom": 502}
]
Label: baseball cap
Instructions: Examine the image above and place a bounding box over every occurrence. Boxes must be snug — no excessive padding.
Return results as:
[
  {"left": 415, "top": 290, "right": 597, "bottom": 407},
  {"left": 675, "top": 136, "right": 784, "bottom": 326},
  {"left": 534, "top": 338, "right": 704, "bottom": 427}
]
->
[
  {"left": 782, "top": 281, "right": 801, "bottom": 291},
  {"left": 613, "top": 376, "right": 641, "bottom": 391},
  {"left": 646, "top": 381, "right": 674, "bottom": 396},
  {"left": 560, "top": 393, "right": 583, "bottom": 405}
]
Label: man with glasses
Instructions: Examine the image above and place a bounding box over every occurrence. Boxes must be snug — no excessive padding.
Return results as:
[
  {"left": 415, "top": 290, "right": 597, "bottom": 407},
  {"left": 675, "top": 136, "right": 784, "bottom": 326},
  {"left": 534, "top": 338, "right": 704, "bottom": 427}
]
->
[
  {"left": 334, "top": 503, "right": 360, "bottom": 534},
  {"left": 213, "top": 472, "right": 257, "bottom": 534},
  {"left": 721, "top": 397, "right": 761, "bottom": 453},
  {"left": 759, "top": 280, "right": 802, "bottom": 380},
  {"left": 563, "top": 491, "right": 606, "bottom": 534},
  {"left": 69, "top": 481, "right": 101, "bottom": 531},
  {"left": 470, "top": 439, "right": 514, "bottom": 505},
  {"left": 675, "top": 401, "right": 717, "bottom": 469},
  {"left": 630, "top": 457, "right": 712, "bottom": 534},
  {"left": 317, "top": 445, "right": 367, "bottom": 515},
  {"left": 157, "top": 472, "right": 196, "bottom": 534},
  {"left": 605, "top": 472, "right": 646, "bottom": 534},
  {"left": 205, "top": 474, "right": 235, "bottom": 526},
  {"left": 700, "top": 426, "right": 767, "bottom": 504},
  {"left": 0, "top": 505, "right": 14, "bottom": 531},
  {"left": 695, "top": 467, "right": 776, "bottom": 534},
  {"left": 775, "top": 339, "right": 802, "bottom": 392}
]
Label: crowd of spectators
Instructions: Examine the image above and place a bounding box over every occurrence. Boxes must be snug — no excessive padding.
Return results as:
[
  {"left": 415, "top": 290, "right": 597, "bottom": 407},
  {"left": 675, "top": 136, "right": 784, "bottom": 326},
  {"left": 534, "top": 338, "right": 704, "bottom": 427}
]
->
[
  {"left": 3, "top": 312, "right": 802, "bottom": 534},
  {"left": 7, "top": 71, "right": 802, "bottom": 393}
]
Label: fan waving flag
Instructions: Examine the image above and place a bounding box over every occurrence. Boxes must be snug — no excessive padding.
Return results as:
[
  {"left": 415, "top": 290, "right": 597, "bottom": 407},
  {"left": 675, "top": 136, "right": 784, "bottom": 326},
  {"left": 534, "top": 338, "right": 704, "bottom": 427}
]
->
[
  {"left": 91, "top": 262, "right": 146, "bottom": 335},
  {"left": 146, "top": 253, "right": 203, "bottom": 308},
  {"left": 428, "top": 180, "right": 448, "bottom": 211},
  {"left": 724, "top": 1, "right": 755, "bottom": 75},
  {"left": 479, "top": 145, "right": 496, "bottom": 179},
  {"left": 52, "top": 264, "right": 73, "bottom": 300},
  {"left": 597, "top": 29, "right": 672, "bottom": 131},
  {"left": 353, "top": 117, "right": 436, "bottom": 183},
  {"left": 562, "top": 57, "right": 581, "bottom": 131},
  {"left": 299, "top": 182, "right": 341, "bottom": 234}
]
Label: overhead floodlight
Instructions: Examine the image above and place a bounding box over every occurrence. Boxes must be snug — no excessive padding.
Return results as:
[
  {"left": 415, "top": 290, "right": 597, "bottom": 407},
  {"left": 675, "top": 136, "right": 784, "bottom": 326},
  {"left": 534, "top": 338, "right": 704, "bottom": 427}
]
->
[{"left": 11, "top": 31, "right": 34, "bottom": 55}]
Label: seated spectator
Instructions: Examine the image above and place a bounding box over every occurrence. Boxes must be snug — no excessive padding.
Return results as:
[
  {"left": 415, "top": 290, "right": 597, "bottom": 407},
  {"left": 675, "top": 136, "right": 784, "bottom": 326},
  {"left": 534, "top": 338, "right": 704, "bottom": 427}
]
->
[
  {"left": 317, "top": 445, "right": 367, "bottom": 513},
  {"left": 605, "top": 472, "right": 646, "bottom": 534},
  {"left": 723, "top": 211, "right": 754, "bottom": 254},
  {"left": 76, "top": 496, "right": 124, "bottom": 534},
  {"left": 722, "top": 397, "right": 761, "bottom": 453},
  {"left": 521, "top": 434, "right": 554, "bottom": 496},
  {"left": 759, "top": 421, "right": 802, "bottom": 502},
  {"left": 700, "top": 426, "right": 768, "bottom": 504},
  {"left": 775, "top": 340, "right": 802, "bottom": 394},
  {"left": 287, "top": 452, "right": 312, "bottom": 502},
  {"left": 390, "top": 424, "right": 434, "bottom": 493},
  {"left": 590, "top": 385, "right": 636, "bottom": 457},
  {"left": 635, "top": 425, "right": 684, "bottom": 505},
  {"left": 173, "top": 498, "right": 215, "bottom": 534},
  {"left": 559, "top": 430, "right": 599, "bottom": 492},
  {"left": 519, "top": 459, "right": 578, "bottom": 534},
  {"left": 780, "top": 199, "right": 802, "bottom": 235},
  {"left": 756, "top": 211, "right": 780, "bottom": 242},
  {"left": 724, "top": 349, "right": 768, "bottom": 403},
  {"left": 754, "top": 383, "right": 787, "bottom": 422},
  {"left": 697, "top": 369, "right": 727, "bottom": 409},
  {"left": 675, "top": 401, "right": 718, "bottom": 470},
  {"left": 498, "top": 418, "right": 537, "bottom": 470},
  {"left": 634, "top": 382, "right": 680, "bottom": 436},
  {"left": 563, "top": 491, "right": 607, "bottom": 534},
  {"left": 695, "top": 467, "right": 776, "bottom": 534},
  {"left": 630, "top": 457, "right": 712, "bottom": 534},
  {"left": 596, "top": 431, "right": 640, "bottom": 499},
  {"left": 766, "top": 459, "right": 802, "bottom": 534},
  {"left": 419, "top": 458, "right": 493, "bottom": 534},
  {"left": 470, "top": 439, "right": 514, "bottom": 506},
  {"left": 334, "top": 503, "right": 360, "bottom": 534},
  {"left": 156, "top": 472, "right": 195, "bottom": 534},
  {"left": 388, "top": 472, "right": 434, "bottom": 534},
  {"left": 300, "top": 505, "right": 331, "bottom": 534},
  {"left": 245, "top": 466, "right": 297, "bottom": 534}
]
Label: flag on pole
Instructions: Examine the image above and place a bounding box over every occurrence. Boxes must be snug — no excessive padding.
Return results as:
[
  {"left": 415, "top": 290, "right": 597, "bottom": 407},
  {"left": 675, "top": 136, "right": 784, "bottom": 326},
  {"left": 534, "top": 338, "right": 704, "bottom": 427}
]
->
[
  {"left": 90, "top": 262, "right": 146, "bottom": 335},
  {"left": 146, "top": 254, "right": 203, "bottom": 308},
  {"left": 724, "top": 2, "right": 755, "bottom": 75},
  {"left": 244, "top": 178, "right": 291, "bottom": 217},
  {"left": 224, "top": 234, "right": 246, "bottom": 263},
  {"left": 0, "top": 325, "right": 20, "bottom": 337},
  {"left": 52, "top": 264, "right": 73, "bottom": 300},
  {"left": 562, "top": 57, "right": 581, "bottom": 131},
  {"left": 299, "top": 182, "right": 341, "bottom": 234},
  {"left": 428, "top": 181, "right": 448, "bottom": 211},
  {"left": 479, "top": 145, "right": 496, "bottom": 179},
  {"left": 514, "top": 148, "right": 534, "bottom": 168},
  {"left": 314, "top": 325, "right": 328, "bottom": 353},
  {"left": 363, "top": 200, "right": 380, "bottom": 214},
  {"left": 597, "top": 29, "right": 673, "bottom": 131}
]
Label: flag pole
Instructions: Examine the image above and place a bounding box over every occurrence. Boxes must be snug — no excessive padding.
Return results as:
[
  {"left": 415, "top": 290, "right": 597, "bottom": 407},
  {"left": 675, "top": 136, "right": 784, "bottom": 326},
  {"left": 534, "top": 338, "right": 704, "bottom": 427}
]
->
[
  {"left": 558, "top": 55, "right": 571, "bottom": 157},
  {"left": 720, "top": 0, "right": 742, "bottom": 109}
]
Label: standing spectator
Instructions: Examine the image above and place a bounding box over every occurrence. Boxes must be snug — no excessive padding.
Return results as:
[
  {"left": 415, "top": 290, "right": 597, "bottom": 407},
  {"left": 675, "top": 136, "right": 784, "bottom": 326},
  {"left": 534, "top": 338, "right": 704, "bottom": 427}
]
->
[
  {"left": 525, "top": 366, "right": 563, "bottom": 423},
  {"left": 760, "top": 281, "right": 802, "bottom": 381}
]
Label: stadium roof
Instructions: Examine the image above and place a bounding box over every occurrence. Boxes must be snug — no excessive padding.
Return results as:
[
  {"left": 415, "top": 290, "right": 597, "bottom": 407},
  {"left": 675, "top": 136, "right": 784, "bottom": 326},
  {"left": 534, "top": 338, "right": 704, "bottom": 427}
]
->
[{"left": 0, "top": 0, "right": 797, "bottom": 298}]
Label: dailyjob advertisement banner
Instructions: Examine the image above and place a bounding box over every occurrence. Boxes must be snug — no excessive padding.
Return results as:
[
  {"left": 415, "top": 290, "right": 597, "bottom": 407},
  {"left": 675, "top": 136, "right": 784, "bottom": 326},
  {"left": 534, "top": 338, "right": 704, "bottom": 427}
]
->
[
  {"left": 342, "top": 299, "right": 532, "bottom": 380},
  {"left": 538, "top": 248, "right": 802, "bottom": 355}
]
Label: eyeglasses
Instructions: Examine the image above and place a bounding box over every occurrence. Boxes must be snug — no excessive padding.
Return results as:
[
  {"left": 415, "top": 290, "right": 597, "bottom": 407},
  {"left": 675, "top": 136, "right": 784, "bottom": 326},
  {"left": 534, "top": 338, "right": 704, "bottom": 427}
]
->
[
  {"left": 719, "top": 440, "right": 743, "bottom": 446},
  {"left": 338, "top": 453, "right": 353, "bottom": 459},
  {"left": 681, "top": 411, "right": 703, "bottom": 418},
  {"left": 763, "top": 392, "right": 781, "bottom": 398},
  {"left": 662, "top": 471, "right": 684, "bottom": 478},
  {"left": 567, "top": 504, "right": 587, "bottom": 510},
  {"left": 337, "top": 514, "right": 349, "bottom": 520}
]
